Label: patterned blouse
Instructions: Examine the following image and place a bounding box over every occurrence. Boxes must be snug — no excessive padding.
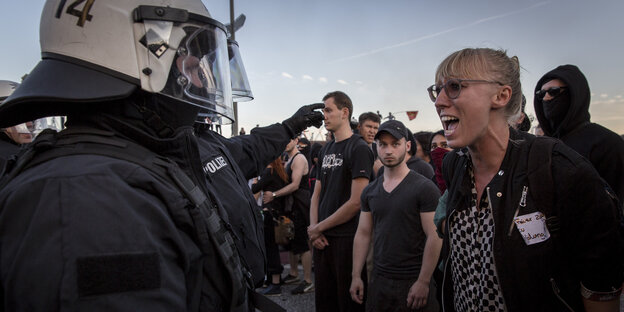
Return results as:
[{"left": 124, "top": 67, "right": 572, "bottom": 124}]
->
[{"left": 449, "top": 161, "right": 506, "bottom": 311}]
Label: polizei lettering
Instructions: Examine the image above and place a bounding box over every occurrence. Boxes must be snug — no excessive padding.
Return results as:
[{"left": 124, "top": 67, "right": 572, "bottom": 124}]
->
[
  {"left": 204, "top": 156, "right": 228, "bottom": 174},
  {"left": 322, "top": 153, "right": 343, "bottom": 169}
]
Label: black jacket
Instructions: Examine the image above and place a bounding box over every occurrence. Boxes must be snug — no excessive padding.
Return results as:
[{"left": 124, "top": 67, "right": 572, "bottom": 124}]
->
[
  {"left": 534, "top": 65, "right": 624, "bottom": 203},
  {"left": 196, "top": 124, "right": 292, "bottom": 287},
  {"left": 0, "top": 112, "right": 265, "bottom": 311},
  {"left": 0, "top": 131, "right": 20, "bottom": 171},
  {"left": 441, "top": 129, "right": 623, "bottom": 311}
]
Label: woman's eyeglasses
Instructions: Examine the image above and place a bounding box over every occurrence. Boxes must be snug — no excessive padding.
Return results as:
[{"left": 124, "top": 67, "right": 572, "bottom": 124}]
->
[
  {"left": 535, "top": 86, "right": 567, "bottom": 100},
  {"left": 427, "top": 78, "right": 503, "bottom": 102}
]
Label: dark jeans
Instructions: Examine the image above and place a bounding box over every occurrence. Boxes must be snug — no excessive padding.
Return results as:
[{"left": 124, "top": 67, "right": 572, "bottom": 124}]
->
[
  {"left": 314, "top": 235, "right": 366, "bottom": 312},
  {"left": 262, "top": 210, "right": 283, "bottom": 276},
  {"left": 366, "top": 271, "right": 438, "bottom": 312}
]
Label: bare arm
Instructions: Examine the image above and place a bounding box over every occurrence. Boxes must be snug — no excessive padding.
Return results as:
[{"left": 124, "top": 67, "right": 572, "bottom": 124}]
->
[
  {"left": 407, "top": 211, "right": 443, "bottom": 309},
  {"left": 582, "top": 296, "right": 620, "bottom": 312},
  {"left": 309, "top": 177, "right": 369, "bottom": 238},
  {"left": 264, "top": 155, "right": 308, "bottom": 203},
  {"left": 350, "top": 211, "right": 373, "bottom": 304}
]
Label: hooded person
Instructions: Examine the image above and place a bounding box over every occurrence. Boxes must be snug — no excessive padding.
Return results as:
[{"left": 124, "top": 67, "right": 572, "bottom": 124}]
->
[
  {"left": 534, "top": 64, "right": 624, "bottom": 203},
  {"left": 0, "top": 1, "right": 322, "bottom": 311}
]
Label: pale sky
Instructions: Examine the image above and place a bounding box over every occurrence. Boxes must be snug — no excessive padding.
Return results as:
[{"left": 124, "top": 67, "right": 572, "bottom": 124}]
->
[{"left": 2, "top": 0, "right": 623, "bottom": 139}]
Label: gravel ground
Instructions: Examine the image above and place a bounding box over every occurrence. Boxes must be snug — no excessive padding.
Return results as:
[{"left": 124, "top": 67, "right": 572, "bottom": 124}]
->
[{"left": 256, "top": 263, "right": 315, "bottom": 312}]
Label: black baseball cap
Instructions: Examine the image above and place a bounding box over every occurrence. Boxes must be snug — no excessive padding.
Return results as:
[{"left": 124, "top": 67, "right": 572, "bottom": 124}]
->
[{"left": 375, "top": 120, "right": 408, "bottom": 141}]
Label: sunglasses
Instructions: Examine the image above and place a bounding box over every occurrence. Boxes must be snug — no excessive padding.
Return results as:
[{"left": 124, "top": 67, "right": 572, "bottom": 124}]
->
[
  {"left": 427, "top": 78, "right": 503, "bottom": 102},
  {"left": 535, "top": 86, "right": 567, "bottom": 100}
]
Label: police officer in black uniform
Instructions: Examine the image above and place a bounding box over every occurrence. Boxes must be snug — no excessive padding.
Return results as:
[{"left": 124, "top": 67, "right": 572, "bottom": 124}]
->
[
  {"left": 194, "top": 109, "right": 323, "bottom": 290},
  {"left": 0, "top": 1, "right": 322, "bottom": 311}
]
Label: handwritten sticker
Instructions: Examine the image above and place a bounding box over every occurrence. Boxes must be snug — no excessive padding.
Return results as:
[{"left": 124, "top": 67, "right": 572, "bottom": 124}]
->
[{"left": 513, "top": 211, "right": 550, "bottom": 246}]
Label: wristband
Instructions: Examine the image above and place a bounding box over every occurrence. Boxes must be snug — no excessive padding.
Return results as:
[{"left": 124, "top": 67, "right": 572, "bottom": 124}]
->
[{"left": 580, "top": 283, "right": 622, "bottom": 301}]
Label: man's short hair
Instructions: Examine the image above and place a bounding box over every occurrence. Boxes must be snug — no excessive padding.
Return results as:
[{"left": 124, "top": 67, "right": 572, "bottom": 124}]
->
[
  {"left": 323, "top": 91, "right": 353, "bottom": 120},
  {"left": 358, "top": 112, "right": 381, "bottom": 125}
]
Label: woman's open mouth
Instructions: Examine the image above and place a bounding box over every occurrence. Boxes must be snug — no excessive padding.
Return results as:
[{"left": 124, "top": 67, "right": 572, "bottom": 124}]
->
[{"left": 441, "top": 115, "right": 459, "bottom": 136}]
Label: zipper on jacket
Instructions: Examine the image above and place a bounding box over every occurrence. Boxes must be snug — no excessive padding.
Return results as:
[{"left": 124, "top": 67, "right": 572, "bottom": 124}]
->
[
  {"left": 487, "top": 187, "right": 508, "bottom": 311},
  {"left": 441, "top": 208, "right": 457, "bottom": 312},
  {"left": 508, "top": 185, "right": 528, "bottom": 236},
  {"left": 550, "top": 278, "right": 575, "bottom": 312}
]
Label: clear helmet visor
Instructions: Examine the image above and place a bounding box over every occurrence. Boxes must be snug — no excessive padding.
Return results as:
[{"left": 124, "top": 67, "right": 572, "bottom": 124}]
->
[
  {"left": 197, "top": 110, "right": 225, "bottom": 125},
  {"left": 32, "top": 116, "right": 65, "bottom": 137},
  {"left": 228, "top": 40, "right": 253, "bottom": 102},
  {"left": 158, "top": 22, "right": 233, "bottom": 122}
]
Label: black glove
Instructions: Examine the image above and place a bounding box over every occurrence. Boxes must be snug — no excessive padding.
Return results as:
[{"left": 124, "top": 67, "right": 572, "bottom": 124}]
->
[{"left": 282, "top": 103, "right": 324, "bottom": 138}]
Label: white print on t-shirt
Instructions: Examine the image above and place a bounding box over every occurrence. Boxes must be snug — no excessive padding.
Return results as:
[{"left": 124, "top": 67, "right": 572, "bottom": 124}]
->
[
  {"left": 203, "top": 156, "right": 228, "bottom": 174},
  {"left": 513, "top": 211, "right": 551, "bottom": 246},
  {"left": 322, "top": 153, "right": 343, "bottom": 169}
]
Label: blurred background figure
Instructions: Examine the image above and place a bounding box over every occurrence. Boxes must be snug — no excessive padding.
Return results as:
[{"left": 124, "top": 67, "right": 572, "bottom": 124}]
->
[
  {"left": 534, "top": 123, "right": 545, "bottom": 136},
  {"left": 264, "top": 136, "right": 315, "bottom": 295},
  {"left": 252, "top": 158, "right": 289, "bottom": 296},
  {"left": 0, "top": 80, "right": 31, "bottom": 169},
  {"left": 308, "top": 142, "right": 323, "bottom": 191},
  {"left": 2, "top": 123, "right": 32, "bottom": 146},
  {"left": 510, "top": 95, "right": 531, "bottom": 132},
  {"left": 429, "top": 130, "right": 452, "bottom": 193},
  {"left": 414, "top": 131, "right": 433, "bottom": 164}
]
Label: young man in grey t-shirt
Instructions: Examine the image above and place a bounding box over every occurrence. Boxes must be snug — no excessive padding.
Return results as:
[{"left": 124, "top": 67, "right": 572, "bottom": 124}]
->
[{"left": 350, "top": 120, "right": 442, "bottom": 312}]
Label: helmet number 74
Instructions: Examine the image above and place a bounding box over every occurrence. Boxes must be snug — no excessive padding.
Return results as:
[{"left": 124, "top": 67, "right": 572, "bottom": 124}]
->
[{"left": 55, "top": 0, "right": 95, "bottom": 27}]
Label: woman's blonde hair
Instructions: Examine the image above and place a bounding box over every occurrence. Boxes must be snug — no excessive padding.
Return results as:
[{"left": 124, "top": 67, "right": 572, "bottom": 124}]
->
[{"left": 435, "top": 48, "right": 522, "bottom": 118}]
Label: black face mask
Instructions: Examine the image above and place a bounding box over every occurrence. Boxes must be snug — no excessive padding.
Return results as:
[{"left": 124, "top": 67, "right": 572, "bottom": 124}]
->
[
  {"left": 132, "top": 93, "right": 200, "bottom": 138},
  {"left": 542, "top": 91, "right": 570, "bottom": 131}
]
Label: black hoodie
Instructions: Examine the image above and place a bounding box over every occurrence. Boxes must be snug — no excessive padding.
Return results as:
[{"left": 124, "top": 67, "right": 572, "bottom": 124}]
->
[{"left": 534, "top": 65, "right": 624, "bottom": 202}]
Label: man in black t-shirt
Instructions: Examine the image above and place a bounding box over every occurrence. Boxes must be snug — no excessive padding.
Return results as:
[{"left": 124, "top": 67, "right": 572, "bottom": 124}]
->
[
  {"left": 350, "top": 120, "right": 441, "bottom": 312},
  {"left": 309, "top": 91, "right": 374, "bottom": 312}
]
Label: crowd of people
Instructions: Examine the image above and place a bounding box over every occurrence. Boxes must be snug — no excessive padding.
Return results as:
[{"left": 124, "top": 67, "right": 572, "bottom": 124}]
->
[
  {"left": 247, "top": 52, "right": 624, "bottom": 312},
  {"left": 0, "top": 1, "right": 623, "bottom": 312},
  {"left": 247, "top": 55, "right": 624, "bottom": 311}
]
